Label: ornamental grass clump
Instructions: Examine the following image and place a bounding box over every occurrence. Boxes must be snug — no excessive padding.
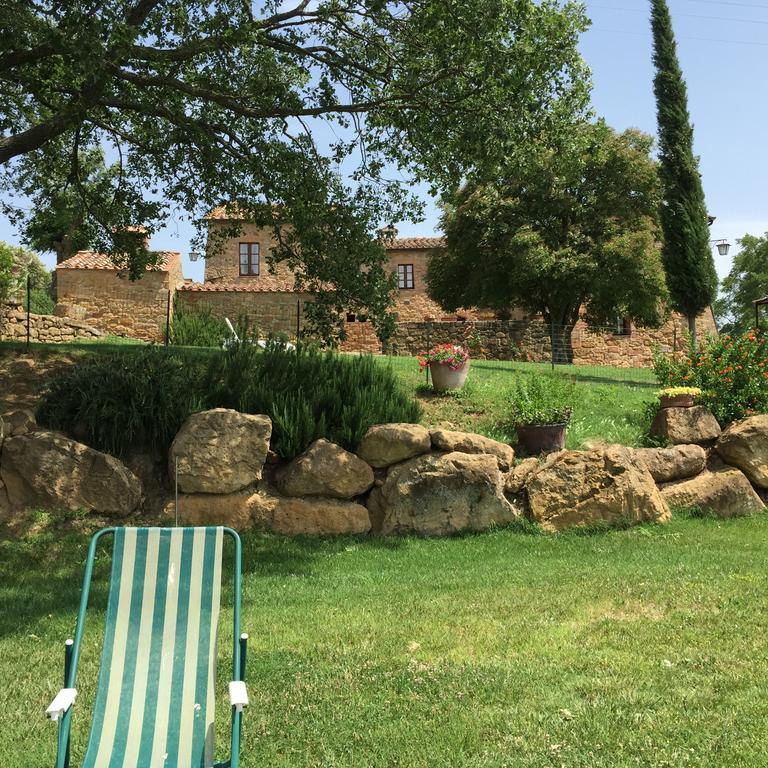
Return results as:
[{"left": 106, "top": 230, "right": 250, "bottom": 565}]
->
[
  {"left": 417, "top": 344, "right": 469, "bottom": 370},
  {"left": 653, "top": 331, "right": 768, "bottom": 425}
]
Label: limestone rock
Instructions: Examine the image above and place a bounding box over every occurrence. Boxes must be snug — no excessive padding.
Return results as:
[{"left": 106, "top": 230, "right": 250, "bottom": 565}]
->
[
  {"left": 170, "top": 492, "right": 254, "bottom": 530},
  {"left": 650, "top": 406, "right": 721, "bottom": 445},
  {"left": 356, "top": 423, "right": 431, "bottom": 468},
  {"left": 661, "top": 468, "right": 764, "bottom": 518},
  {"left": 430, "top": 429, "right": 515, "bottom": 471},
  {"left": 169, "top": 409, "right": 272, "bottom": 494},
  {"left": 276, "top": 439, "right": 374, "bottom": 498},
  {"left": 251, "top": 488, "right": 371, "bottom": 536},
  {"left": 1, "top": 409, "right": 37, "bottom": 437},
  {"left": 635, "top": 444, "right": 706, "bottom": 484},
  {"left": 526, "top": 446, "right": 670, "bottom": 532},
  {"left": 370, "top": 451, "right": 519, "bottom": 536},
  {"left": 715, "top": 415, "right": 768, "bottom": 488},
  {"left": 0, "top": 431, "right": 141, "bottom": 515},
  {"left": 504, "top": 457, "right": 540, "bottom": 495}
]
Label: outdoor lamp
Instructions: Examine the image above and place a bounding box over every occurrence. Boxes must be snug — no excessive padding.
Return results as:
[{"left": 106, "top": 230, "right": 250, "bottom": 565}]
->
[{"left": 712, "top": 239, "right": 730, "bottom": 257}]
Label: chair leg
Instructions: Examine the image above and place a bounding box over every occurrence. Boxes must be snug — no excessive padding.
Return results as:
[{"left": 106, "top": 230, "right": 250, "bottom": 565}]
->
[{"left": 57, "top": 639, "right": 74, "bottom": 768}]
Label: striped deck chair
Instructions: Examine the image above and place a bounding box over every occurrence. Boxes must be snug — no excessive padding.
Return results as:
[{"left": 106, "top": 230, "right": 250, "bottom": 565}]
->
[{"left": 45, "top": 527, "right": 249, "bottom": 768}]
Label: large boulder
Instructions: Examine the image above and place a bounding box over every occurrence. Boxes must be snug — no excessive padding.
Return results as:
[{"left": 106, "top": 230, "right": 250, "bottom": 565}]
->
[
  {"left": 661, "top": 468, "right": 764, "bottom": 518},
  {"left": 169, "top": 409, "right": 271, "bottom": 494},
  {"left": 525, "top": 446, "right": 670, "bottom": 532},
  {"left": 504, "top": 457, "right": 540, "bottom": 495},
  {"left": 715, "top": 415, "right": 768, "bottom": 488},
  {"left": 1, "top": 409, "right": 37, "bottom": 437},
  {"left": 635, "top": 445, "right": 707, "bottom": 484},
  {"left": 368, "top": 451, "right": 520, "bottom": 537},
  {"left": 650, "top": 406, "right": 721, "bottom": 445},
  {"left": 276, "top": 439, "right": 374, "bottom": 499},
  {"left": 0, "top": 431, "right": 141, "bottom": 515},
  {"left": 356, "top": 423, "right": 431, "bottom": 468},
  {"left": 430, "top": 429, "right": 515, "bottom": 471},
  {"left": 171, "top": 492, "right": 254, "bottom": 530},
  {"left": 251, "top": 488, "right": 371, "bottom": 536}
]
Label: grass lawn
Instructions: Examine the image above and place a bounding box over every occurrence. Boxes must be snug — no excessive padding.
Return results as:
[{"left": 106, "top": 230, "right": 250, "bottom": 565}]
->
[
  {"left": 2, "top": 514, "right": 768, "bottom": 767},
  {"left": 382, "top": 356, "right": 658, "bottom": 449}
]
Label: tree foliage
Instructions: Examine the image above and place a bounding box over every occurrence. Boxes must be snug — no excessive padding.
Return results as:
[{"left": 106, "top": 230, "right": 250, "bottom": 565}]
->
[
  {"left": 427, "top": 122, "right": 669, "bottom": 362},
  {"left": 0, "top": 0, "right": 589, "bottom": 342},
  {"left": 651, "top": 0, "right": 717, "bottom": 343},
  {"left": 0, "top": 240, "right": 51, "bottom": 309},
  {"left": 713, "top": 233, "right": 768, "bottom": 334}
]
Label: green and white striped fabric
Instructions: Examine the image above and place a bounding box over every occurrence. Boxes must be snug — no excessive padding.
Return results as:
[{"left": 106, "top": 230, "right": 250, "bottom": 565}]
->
[{"left": 81, "top": 527, "right": 224, "bottom": 768}]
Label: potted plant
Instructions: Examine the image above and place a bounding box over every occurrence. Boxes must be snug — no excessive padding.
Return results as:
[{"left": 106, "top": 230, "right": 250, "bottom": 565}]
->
[
  {"left": 418, "top": 344, "right": 470, "bottom": 392},
  {"left": 657, "top": 386, "right": 701, "bottom": 409},
  {"left": 506, "top": 374, "right": 575, "bottom": 454}
]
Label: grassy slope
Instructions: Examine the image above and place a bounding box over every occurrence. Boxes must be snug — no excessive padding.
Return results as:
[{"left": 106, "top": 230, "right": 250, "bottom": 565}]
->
[
  {"left": 2, "top": 516, "right": 767, "bottom": 767},
  {"left": 382, "top": 356, "right": 657, "bottom": 449}
]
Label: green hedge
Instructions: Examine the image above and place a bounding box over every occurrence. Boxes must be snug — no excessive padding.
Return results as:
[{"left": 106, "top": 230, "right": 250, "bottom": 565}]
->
[{"left": 36, "top": 343, "right": 421, "bottom": 463}]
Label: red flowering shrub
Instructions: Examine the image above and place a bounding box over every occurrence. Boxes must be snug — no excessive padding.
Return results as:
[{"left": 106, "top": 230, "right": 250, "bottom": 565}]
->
[
  {"left": 417, "top": 344, "right": 470, "bottom": 371},
  {"left": 653, "top": 331, "right": 768, "bottom": 425}
]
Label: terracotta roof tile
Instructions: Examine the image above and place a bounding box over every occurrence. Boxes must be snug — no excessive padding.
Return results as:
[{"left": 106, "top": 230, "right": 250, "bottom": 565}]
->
[
  {"left": 57, "top": 250, "right": 181, "bottom": 272},
  {"left": 385, "top": 237, "right": 446, "bottom": 250}
]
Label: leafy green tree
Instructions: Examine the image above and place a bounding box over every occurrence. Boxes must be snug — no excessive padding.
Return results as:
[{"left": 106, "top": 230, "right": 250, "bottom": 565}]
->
[
  {"left": 714, "top": 234, "right": 768, "bottom": 333},
  {"left": 427, "top": 122, "right": 669, "bottom": 363},
  {"left": 4, "top": 147, "right": 124, "bottom": 264},
  {"left": 0, "top": 0, "right": 590, "bottom": 342},
  {"left": 0, "top": 241, "right": 52, "bottom": 311},
  {"left": 651, "top": 0, "right": 717, "bottom": 347}
]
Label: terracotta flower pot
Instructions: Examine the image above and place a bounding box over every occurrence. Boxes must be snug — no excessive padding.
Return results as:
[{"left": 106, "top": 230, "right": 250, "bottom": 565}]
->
[
  {"left": 430, "top": 360, "right": 470, "bottom": 392},
  {"left": 660, "top": 394, "right": 695, "bottom": 409},
  {"left": 516, "top": 423, "right": 568, "bottom": 455}
]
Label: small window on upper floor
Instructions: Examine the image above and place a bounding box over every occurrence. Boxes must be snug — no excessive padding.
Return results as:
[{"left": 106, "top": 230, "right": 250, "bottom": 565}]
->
[
  {"left": 239, "top": 243, "right": 260, "bottom": 276},
  {"left": 398, "top": 263, "right": 414, "bottom": 289}
]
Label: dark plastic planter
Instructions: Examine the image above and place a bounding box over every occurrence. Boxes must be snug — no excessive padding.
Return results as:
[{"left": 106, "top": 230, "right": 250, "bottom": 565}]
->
[{"left": 516, "top": 422, "right": 568, "bottom": 455}]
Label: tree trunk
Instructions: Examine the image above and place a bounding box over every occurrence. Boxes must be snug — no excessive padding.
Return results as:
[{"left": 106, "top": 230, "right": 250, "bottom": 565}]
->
[
  {"left": 549, "top": 322, "right": 575, "bottom": 365},
  {"left": 687, "top": 314, "right": 697, "bottom": 351}
]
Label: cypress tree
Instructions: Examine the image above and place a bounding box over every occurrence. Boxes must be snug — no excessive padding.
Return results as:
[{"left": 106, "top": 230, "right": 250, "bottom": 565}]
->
[{"left": 651, "top": 0, "right": 717, "bottom": 347}]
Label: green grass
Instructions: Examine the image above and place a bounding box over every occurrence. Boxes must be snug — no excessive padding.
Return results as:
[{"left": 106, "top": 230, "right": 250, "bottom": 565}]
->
[
  {"left": 381, "top": 356, "right": 657, "bottom": 449},
  {"left": 2, "top": 515, "right": 768, "bottom": 767}
]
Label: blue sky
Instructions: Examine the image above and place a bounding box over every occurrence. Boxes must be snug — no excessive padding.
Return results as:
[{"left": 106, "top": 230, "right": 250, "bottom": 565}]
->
[{"left": 2, "top": 0, "right": 766, "bottom": 284}]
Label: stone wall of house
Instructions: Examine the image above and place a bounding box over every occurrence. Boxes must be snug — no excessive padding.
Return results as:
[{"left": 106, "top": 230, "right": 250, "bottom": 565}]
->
[
  {"left": 384, "top": 245, "right": 495, "bottom": 323},
  {"left": 176, "top": 289, "right": 309, "bottom": 338},
  {"left": 205, "top": 221, "right": 297, "bottom": 287},
  {"left": 382, "top": 310, "right": 718, "bottom": 368},
  {"left": 0, "top": 301, "right": 102, "bottom": 343},
  {"left": 340, "top": 320, "right": 381, "bottom": 354},
  {"left": 55, "top": 268, "right": 177, "bottom": 342}
]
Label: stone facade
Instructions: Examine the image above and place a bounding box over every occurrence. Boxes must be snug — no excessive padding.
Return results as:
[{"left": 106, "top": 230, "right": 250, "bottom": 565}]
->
[
  {"left": 0, "top": 301, "right": 102, "bottom": 343},
  {"left": 55, "top": 250, "right": 183, "bottom": 342},
  {"left": 47, "top": 217, "right": 719, "bottom": 366},
  {"left": 176, "top": 287, "right": 310, "bottom": 338},
  {"left": 384, "top": 310, "right": 718, "bottom": 368}
]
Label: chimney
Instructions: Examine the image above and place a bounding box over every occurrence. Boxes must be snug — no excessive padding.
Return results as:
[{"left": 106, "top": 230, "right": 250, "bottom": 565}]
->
[
  {"left": 123, "top": 225, "right": 150, "bottom": 248},
  {"left": 377, "top": 225, "right": 398, "bottom": 245}
]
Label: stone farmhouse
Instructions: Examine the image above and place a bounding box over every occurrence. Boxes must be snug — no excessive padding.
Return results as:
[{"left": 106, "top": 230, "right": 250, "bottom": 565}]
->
[{"left": 50, "top": 209, "right": 717, "bottom": 366}]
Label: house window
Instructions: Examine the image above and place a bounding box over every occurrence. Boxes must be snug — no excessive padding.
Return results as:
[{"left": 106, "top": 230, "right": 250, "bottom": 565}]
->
[
  {"left": 398, "top": 264, "right": 414, "bottom": 289},
  {"left": 239, "top": 243, "right": 260, "bottom": 276}
]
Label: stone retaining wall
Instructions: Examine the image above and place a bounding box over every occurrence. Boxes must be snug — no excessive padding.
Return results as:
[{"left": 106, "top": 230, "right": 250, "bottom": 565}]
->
[
  {"left": 384, "top": 310, "right": 718, "bottom": 368},
  {"left": 4, "top": 405, "right": 765, "bottom": 535},
  {"left": 0, "top": 301, "right": 102, "bottom": 343}
]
